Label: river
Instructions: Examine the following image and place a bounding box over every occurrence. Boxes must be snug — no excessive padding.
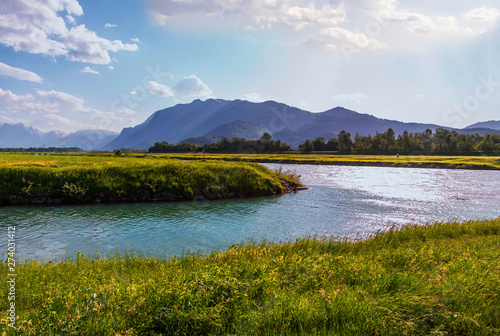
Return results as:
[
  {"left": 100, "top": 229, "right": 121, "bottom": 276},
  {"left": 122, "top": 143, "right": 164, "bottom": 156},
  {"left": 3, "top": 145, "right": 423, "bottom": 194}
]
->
[{"left": 1, "top": 164, "right": 499, "bottom": 262}]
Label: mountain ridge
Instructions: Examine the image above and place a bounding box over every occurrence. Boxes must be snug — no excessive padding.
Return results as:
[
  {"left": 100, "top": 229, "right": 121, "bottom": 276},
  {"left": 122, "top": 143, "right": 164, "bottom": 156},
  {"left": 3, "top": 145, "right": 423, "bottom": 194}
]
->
[
  {"left": 465, "top": 120, "right": 500, "bottom": 131},
  {"left": 107, "top": 99, "right": 481, "bottom": 149},
  {"left": 2, "top": 99, "right": 498, "bottom": 150}
]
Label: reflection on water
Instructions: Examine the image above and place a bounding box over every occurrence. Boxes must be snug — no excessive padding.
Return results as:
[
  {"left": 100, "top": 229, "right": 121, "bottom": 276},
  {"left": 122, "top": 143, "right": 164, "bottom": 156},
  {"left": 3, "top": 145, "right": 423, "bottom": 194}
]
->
[{"left": 1, "top": 164, "right": 499, "bottom": 262}]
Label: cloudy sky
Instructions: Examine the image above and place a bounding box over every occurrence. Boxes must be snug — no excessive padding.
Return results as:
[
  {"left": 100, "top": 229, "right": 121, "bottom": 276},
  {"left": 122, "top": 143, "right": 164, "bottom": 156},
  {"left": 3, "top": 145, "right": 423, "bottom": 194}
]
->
[{"left": 0, "top": 0, "right": 499, "bottom": 133}]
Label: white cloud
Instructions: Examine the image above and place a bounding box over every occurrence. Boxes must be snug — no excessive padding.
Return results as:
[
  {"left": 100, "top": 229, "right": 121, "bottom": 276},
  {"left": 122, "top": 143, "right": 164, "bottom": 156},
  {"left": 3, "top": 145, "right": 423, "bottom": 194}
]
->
[
  {"left": 0, "top": 114, "right": 18, "bottom": 124},
  {"left": 331, "top": 92, "right": 367, "bottom": 104},
  {"left": 320, "top": 27, "right": 388, "bottom": 50},
  {"left": 394, "top": 13, "right": 475, "bottom": 35},
  {"left": 343, "top": 0, "right": 395, "bottom": 13},
  {"left": 66, "top": 15, "right": 76, "bottom": 25},
  {"left": 0, "top": 0, "right": 138, "bottom": 64},
  {"left": 147, "top": 81, "right": 174, "bottom": 97},
  {"left": 173, "top": 75, "right": 213, "bottom": 97},
  {"left": 104, "top": 23, "right": 117, "bottom": 28},
  {"left": 146, "top": 0, "right": 346, "bottom": 29},
  {"left": 35, "top": 90, "right": 135, "bottom": 131},
  {"left": 118, "top": 108, "right": 136, "bottom": 116},
  {"left": 280, "top": 4, "right": 346, "bottom": 28},
  {"left": 241, "top": 92, "right": 263, "bottom": 102},
  {"left": 372, "top": 4, "right": 481, "bottom": 36},
  {"left": 0, "top": 88, "right": 56, "bottom": 114},
  {"left": 62, "top": 24, "right": 138, "bottom": 64},
  {"left": 81, "top": 66, "right": 99, "bottom": 74},
  {"left": 107, "top": 65, "right": 114, "bottom": 70},
  {"left": 37, "top": 90, "right": 85, "bottom": 111},
  {"left": 145, "top": 0, "right": 498, "bottom": 53},
  {"left": 0, "top": 88, "right": 135, "bottom": 132},
  {"left": 464, "top": 8, "right": 500, "bottom": 22},
  {"left": 131, "top": 37, "right": 140, "bottom": 43},
  {"left": 0, "top": 62, "right": 43, "bottom": 83},
  {"left": 32, "top": 113, "right": 85, "bottom": 132}
]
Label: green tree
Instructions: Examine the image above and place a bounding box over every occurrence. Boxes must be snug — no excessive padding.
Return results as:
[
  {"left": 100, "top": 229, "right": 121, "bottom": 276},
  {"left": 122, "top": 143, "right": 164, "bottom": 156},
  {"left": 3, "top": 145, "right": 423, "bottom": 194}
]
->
[
  {"left": 299, "top": 139, "right": 315, "bottom": 153},
  {"left": 338, "top": 130, "right": 353, "bottom": 152},
  {"left": 476, "top": 134, "right": 495, "bottom": 152},
  {"left": 456, "top": 134, "right": 475, "bottom": 152},
  {"left": 312, "top": 137, "right": 327, "bottom": 151},
  {"left": 326, "top": 138, "right": 338, "bottom": 151},
  {"left": 401, "top": 130, "right": 411, "bottom": 152},
  {"left": 219, "top": 137, "right": 231, "bottom": 151},
  {"left": 372, "top": 132, "right": 383, "bottom": 152},
  {"left": 385, "top": 128, "right": 396, "bottom": 152},
  {"left": 421, "top": 129, "right": 433, "bottom": 152},
  {"left": 434, "top": 128, "right": 453, "bottom": 152},
  {"left": 260, "top": 132, "right": 272, "bottom": 142}
]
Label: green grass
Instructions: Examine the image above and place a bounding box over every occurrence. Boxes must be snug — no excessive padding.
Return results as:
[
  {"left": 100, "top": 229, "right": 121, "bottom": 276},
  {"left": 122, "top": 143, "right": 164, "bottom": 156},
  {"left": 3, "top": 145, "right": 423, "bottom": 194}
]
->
[
  {"left": 1, "top": 218, "right": 499, "bottom": 335},
  {"left": 154, "top": 153, "right": 500, "bottom": 170},
  {"left": 0, "top": 153, "right": 302, "bottom": 205}
]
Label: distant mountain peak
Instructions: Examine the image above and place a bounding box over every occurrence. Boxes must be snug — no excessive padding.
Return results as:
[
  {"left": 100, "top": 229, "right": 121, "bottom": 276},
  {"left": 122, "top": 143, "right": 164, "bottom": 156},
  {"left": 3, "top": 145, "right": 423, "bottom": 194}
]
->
[
  {"left": 465, "top": 120, "right": 500, "bottom": 131},
  {"left": 0, "top": 123, "right": 118, "bottom": 150},
  {"left": 5, "top": 100, "right": 493, "bottom": 150},
  {"left": 103, "top": 99, "right": 453, "bottom": 150}
]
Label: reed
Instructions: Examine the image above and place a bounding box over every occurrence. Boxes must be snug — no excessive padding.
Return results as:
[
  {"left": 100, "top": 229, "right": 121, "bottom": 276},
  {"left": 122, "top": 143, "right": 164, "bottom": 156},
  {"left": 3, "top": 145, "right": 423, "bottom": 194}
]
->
[
  {"left": 0, "top": 153, "right": 301, "bottom": 205},
  {"left": 1, "top": 218, "right": 498, "bottom": 335}
]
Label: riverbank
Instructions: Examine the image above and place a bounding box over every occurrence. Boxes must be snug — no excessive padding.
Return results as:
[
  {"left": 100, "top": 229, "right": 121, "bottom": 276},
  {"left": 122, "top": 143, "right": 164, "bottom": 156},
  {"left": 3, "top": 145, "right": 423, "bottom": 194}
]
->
[
  {"left": 155, "top": 153, "right": 500, "bottom": 170},
  {"left": 0, "top": 154, "right": 302, "bottom": 205},
  {"left": 1, "top": 218, "right": 498, "bottom": 335}
]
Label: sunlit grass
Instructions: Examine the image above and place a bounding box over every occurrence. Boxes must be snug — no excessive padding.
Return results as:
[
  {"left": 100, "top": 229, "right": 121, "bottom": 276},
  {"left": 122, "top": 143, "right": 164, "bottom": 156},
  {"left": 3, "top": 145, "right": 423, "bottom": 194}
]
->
[
  {"left": 1, "top": 152, "right": 499, "bottom": 170},
  {"left": 0, "top": 153, "right": 301, "bottom": 205},
  {"left": 1, "top": 218, "right": 498, "bottom": 335},
  {"left": 155, "top": 153, "right": 500, "bottom": 170}
]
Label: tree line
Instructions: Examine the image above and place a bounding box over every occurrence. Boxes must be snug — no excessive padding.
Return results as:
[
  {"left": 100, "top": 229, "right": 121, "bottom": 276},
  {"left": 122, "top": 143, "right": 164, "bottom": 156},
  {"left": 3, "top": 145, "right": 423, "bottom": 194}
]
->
[
  {"left": 299, "top": 128, "right": 500, "bottom": 154},
  {"left": 149, "top": 133, "right": 291, "bottom": 153},
  {"left": 148, "top": 128, "right": 500, "bottom": 155}
]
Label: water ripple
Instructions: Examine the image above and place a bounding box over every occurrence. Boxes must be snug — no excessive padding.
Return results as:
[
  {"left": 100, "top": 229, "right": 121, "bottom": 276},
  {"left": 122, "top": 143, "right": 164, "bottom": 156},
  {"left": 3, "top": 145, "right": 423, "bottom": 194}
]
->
[{"left": 1, "top": 164, "right": 499, "bottom": 262}]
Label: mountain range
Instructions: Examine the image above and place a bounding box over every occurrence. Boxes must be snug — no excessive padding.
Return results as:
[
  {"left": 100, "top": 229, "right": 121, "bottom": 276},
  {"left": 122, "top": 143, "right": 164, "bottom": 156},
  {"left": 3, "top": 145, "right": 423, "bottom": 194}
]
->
[
  {"left": 1, "top": 99, "right": 499, "bottom": 150},
  {"left": 105, "top": 99, "right": 500, "bottom": 149},
  {"left": 0, "top": 123, "right": 118, "bottom": 150}
]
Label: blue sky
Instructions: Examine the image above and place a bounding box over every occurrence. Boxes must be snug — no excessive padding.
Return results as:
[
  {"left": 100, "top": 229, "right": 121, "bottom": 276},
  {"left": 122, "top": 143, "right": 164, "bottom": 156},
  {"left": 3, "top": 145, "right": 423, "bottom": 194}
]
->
[{"left": 0, "top": 0, "right": 499, "bottom": 133}]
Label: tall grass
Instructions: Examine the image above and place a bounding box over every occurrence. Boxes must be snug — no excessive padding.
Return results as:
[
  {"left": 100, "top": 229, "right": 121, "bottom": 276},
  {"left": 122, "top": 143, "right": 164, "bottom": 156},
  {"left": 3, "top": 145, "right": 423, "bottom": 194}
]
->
[
  {"left": 154, "top": 153, "right": 500, "bottom": 170},
  {"left": 1, "top": 218, "right": 498, "bottom": 335},
  {"left": 0, "top": 154, "right": 301, "bottom": 204}
]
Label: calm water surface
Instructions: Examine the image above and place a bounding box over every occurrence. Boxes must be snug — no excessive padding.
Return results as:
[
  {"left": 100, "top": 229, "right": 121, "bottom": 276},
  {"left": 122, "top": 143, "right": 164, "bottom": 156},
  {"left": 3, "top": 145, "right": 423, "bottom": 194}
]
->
[{"left": 1, "top": 164, "right": 499, "bottom": 261}]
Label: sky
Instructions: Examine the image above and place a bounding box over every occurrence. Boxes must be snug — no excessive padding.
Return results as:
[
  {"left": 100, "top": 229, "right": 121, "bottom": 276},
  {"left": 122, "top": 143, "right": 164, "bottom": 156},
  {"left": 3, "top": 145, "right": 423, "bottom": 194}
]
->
[{"left": 0, "top": 0, "right": 499, "bottom": 134}]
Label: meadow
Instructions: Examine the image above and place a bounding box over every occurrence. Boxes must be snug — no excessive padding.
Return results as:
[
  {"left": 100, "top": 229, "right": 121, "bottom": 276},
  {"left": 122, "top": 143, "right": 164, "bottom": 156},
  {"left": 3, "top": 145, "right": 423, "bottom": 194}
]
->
[
  {"left": 0, "top": 218, "right": 498, "bottom": 335},
  {"left": 154, "top": 152, "right": 500, "bottom": 170},
  {"left": 0, "top": 153, "right": 302, "bottom": 205}
]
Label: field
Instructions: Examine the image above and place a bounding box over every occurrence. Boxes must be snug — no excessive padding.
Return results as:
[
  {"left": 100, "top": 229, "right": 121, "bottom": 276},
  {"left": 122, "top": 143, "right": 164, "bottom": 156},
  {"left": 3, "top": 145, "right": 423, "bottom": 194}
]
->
[
  {"left": 154, "top": 153, "right": 500, "bottom": 170},
  {"left": 1, "top": 218, "right": 498, "bottom": 335},
  {"left": 0, "top": 153, "right": 302, "bottom": 205}
]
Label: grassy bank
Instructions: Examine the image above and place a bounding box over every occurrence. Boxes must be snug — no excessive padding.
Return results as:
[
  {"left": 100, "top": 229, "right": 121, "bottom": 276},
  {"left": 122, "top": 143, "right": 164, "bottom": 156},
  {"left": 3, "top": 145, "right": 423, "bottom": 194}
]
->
[
  {"left": 155, "top": 153, "right": 500, "bottom": 170},
  {"left": 1, "top": 218, "right": 499, "bottom": 335},
  {"left": 0, "top": 154, "right": 302, "bottom": 205}
]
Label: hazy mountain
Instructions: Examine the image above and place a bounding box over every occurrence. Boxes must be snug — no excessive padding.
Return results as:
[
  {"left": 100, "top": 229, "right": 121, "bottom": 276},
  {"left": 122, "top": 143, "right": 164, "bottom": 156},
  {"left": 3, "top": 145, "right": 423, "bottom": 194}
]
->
[
  {"left": 272, "top": 108, "right": 444, "bottom": 147},
  {"left": 0, "top": 123, "right": 46, "bottom": 148},
  {"left": 54, "top": 130, "right": 119, "bottom": 150},
  {"left": 180, "top": 136, "right": 226, "bottom": 146},
  {"left": 204, "top": 119, "right": 273, "bottom": 139},
  {"left": 465, "top": 120, "right": 500, "bottom": 131},
  {"left": 5, "top": 100, "right": 495, "bottom": 150},
  {"left": 457, "top": 128, "right": 500, "bottom": 136},
  {"left": 106, "top": 99, "right": 449, "bottom": 149},
  {"left": 0, "top": 123, "right": 118, "bottom": 150}
]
